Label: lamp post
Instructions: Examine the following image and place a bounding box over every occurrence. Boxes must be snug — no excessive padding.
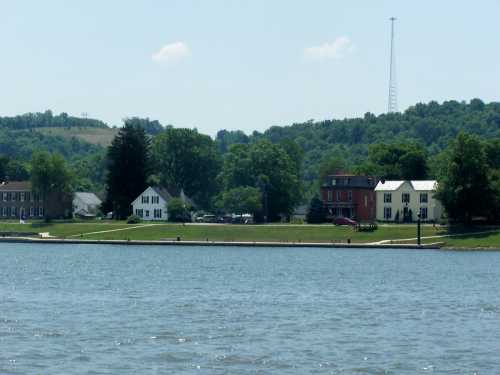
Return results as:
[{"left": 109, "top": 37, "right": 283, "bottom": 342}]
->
[{"left": 417, "top": 213, "right": 421, "bottom": 246}]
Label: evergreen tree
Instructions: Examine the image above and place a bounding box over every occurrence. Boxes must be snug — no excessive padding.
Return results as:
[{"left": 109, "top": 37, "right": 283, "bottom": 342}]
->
[
  {"left": 306, "top": 196, "right": 326, "bottom": 224},
  {"left": 103, "top": 123, "right": 151, "bottom": 219}
]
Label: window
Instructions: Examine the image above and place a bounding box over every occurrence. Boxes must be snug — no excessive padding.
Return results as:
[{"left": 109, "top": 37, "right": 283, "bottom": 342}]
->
[
  {"left": 384, "top": 207, "right": 392, "bottom": 220},
  {"left": 145, "top": 210, "right": 150, "bottom": 217},
  {"left": 2, "top": 193, "right": 6, "bottom": 202},
  {"left": 21, "top": 192, "right": 25, "bottom": 202},
  {"left": 420, "top": 207, "right": 428, "bottom": 220},
  {"left": 141, "top": 195, "right": 150, "bottom": 204},
  {"left": 12, "top": 192, "right": 17, "bottom": 202},
  {"left": 327, "top": 190, "right": 332, "bottom": 202},
  {"left": 2, "top": 207, "right": 6, "bottom": 216},
  {"left": 152, "top": 196, "right": 159, "bottom": 204},
  {"left": 30, "top": 207, "right": 34, "bottom": 217},
  {"left": 402, "top": 193, "right": 410, "bottom": 203},
  {"left": 336, "top": 191, "right": 341, "bottom": 201},
  {"left": 26, "top": 192, "right": 31, "bottom": 202},
  {"left": 11, "top": 207, "right": 16, "bottom": 217},
  {"left": 348, "top": 191, "right": 352, "bottom": 202},
  {"left": 39, "top": 207, "right": 44, "bottom": 217},
  {"left": 154, "top": 209, "right": 162, "bottom": 218},
  {"left": 7, "top": 207, "right": 12, "bottom": 217},
  {"left": 420, "top": 193, "right": 428, "bottom": 203},
  {"left": 384, "top": 193, "right": 392, "bottom": 203},
  {"left": 135, "top": 209, "right": 143, "bottom": 218},
  {"left": 331, "top": 179, "right": 336, "bottom": 186}
]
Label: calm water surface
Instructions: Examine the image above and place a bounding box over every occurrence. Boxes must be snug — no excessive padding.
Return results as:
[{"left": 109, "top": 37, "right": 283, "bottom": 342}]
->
[{"left": 1, "top": 244, "right": 499, "bottom": 374}]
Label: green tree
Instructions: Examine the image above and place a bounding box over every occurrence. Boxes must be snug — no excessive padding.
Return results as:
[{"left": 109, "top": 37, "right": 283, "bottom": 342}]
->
[
  {"left": 103, "top": 123, "right": 151, "bottom": 219},
  {"left": 167, "top": 197, "right": 191, "bottom": 222},
  {"left": 361, "top": 143, "right": 428, "bottom": 179},
  {"left": 306, "top": 196, "right": 326, "bottom": 224},
  {"left": 435, "top": 133, "right": 494, "bottom": 223},
  {"left": 221, "top": 140, "right": 302, "bottom": 221},
  {"left": 153, "top": 128, "right": 221, "bottom": 209},
  {"left": 222, "top": 186, "right": 262, "bottom": 218},
  {"left": 31, "top": 151, "right": 74, "bottom": 220}
]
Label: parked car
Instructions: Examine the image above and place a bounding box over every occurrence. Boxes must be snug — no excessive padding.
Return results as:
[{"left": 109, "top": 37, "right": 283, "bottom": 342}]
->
[{"left": 333, "top": 217, "right": 358, "bottom": 226}]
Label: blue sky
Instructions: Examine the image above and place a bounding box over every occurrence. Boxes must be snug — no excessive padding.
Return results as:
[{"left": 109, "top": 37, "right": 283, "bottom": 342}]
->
[{"left": 1, "top": 1, "right": 499, "bottom": 136}]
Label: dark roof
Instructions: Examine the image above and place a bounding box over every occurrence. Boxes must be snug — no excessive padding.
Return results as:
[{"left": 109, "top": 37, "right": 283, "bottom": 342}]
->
[
  {"left": 0, "top": 181, "right": 32, "bottom": 191},
  {"left": 323, "top": 175, "right": 378, "bottom": 189},
  {"left": 151, "top": 186, "right": 196, "bottom": 208}
]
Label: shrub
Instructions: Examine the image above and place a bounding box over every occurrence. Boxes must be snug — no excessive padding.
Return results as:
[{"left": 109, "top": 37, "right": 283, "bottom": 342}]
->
[{"left": 127, "top": 214, "right": 141, "bottom": 224}]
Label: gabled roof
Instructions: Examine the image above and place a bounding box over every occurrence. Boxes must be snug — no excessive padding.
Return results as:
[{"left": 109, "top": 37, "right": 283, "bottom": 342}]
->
[
  {"left": 150, "top": 186, "right": 174, "bottom": 202},
  {"left": 132, "top": 186, "right": 196, "bottom": 208},
  {"left": 375, "top": 180, "right": 437, "bottom": 192},
  {"left": 74, "top": 192, "right": 102, "bottom": 205}
]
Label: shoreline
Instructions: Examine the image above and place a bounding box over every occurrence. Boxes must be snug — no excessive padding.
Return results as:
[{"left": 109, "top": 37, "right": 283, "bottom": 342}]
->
[{"left": 0, "top": 236, "right": 444, "bottom": 249}]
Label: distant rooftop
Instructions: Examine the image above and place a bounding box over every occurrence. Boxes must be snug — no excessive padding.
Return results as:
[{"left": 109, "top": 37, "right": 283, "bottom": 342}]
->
[{"left": 375, "top": 180, "right": 437, "bottom": 191}]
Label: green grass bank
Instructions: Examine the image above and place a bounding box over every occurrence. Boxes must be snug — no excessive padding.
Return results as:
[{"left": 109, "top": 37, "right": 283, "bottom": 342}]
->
[{"left": 1, "top": 221, "right": 499, "bottom": 248}]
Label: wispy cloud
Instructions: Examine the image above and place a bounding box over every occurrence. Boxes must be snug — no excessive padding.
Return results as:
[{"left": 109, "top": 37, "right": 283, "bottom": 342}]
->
[
  {"left": 152, "top": 42, "right": 191, "bottom": 63},
  {"left": 303, "top": 36, "right": 354, "bottom": 61}
]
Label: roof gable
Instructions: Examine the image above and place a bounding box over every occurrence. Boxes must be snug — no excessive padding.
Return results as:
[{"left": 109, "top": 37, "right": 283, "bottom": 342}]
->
[{"left": 375, "top": 180, "right": 437, "bottom": 192}]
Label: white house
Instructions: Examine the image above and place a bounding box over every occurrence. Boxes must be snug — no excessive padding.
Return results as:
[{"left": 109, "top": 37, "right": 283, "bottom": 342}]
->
[
  {"left": 374, "top": 180, "right": 443, "bottom": 222},
  {"left": 73, "top": 192, "right": 102, "bottom": 218},
  {"left": 131, "top": 186, "right": 194, "bottom": 221}
]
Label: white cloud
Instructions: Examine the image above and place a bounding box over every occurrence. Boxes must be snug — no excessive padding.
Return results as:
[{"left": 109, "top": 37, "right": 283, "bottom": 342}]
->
[
  {"left": 303, "top": 36, "right": 354, "bottom": 61},
  {"left": 152, "top": 42, "right": 190, "bottom": 63}
]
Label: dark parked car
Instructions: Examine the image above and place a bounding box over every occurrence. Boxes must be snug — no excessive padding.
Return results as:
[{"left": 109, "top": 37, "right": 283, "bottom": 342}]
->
[{"left": 333, "top": 217, "right": 358, "bottom": 226}]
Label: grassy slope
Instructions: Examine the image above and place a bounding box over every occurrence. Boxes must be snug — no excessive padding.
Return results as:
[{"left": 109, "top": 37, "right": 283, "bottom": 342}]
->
[
  {"left": 34, "top": 127, "right": 118, "bottom": 147},
  {"left": 1, "top": 221, "right": 499, "bottom": 247},
  {"left": 0, "top": 221, "right": 444, "bottom": 243}
]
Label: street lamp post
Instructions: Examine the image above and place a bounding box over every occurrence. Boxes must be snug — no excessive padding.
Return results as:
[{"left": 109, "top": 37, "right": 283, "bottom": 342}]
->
[{"left": 417, "top": 213, "right": 421, "bottom": 246}]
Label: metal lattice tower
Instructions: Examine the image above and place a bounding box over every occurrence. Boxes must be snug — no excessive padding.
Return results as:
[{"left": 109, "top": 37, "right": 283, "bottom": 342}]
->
[{"left": 388, "top": 17, "right": 398, "bottom": 113}]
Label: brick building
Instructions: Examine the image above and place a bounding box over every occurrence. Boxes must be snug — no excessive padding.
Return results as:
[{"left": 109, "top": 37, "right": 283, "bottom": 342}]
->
[
  {"left": 0, "top": 181, "right": 71, "bottom": 220},
  {"left": 321, "top": 175, "right": 378, "bottom": 222}
]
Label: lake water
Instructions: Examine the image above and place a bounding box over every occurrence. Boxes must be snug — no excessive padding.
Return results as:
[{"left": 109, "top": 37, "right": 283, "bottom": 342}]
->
[{"left": 1, "top": 244, "right": 499, "bottom": 374}]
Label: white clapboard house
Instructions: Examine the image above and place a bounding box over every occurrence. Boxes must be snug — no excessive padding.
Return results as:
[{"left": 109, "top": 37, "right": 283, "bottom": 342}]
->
[
  {"left": 374, "top": 180, "right": 443, "bottom": 222},
  {"left": 131, "top": 186, "right": 194, "bottom": 221}
]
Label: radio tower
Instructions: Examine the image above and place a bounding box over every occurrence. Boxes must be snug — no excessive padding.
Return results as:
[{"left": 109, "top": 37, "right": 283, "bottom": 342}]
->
[{"left": 387, "top": 17, "right": 398, "bottom": 113}]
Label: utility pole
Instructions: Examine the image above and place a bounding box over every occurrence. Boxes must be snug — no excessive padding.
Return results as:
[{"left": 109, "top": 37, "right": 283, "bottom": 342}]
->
[{"left": 388, "top": 17, "right": 398, "bottom": 113}]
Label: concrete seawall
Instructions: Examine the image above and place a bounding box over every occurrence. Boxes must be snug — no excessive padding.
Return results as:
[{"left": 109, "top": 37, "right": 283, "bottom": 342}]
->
[{"left": 0, "top": 237, "right": 443, "bottom": 249}]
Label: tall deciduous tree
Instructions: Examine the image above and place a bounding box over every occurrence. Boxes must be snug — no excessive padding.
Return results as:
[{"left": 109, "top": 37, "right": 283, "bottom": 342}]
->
[
  {"left": 153, "top": 128, "right": 221, "bottom": 209},
  {"left": 435, "top": 133, "right": 493, "bottom": 223},
  {"left": 222, "top": 186, "right": 262, "bottom": 218},
  {"left": 31, "top": 151, "right": 74, "bottom": 220},
  {"left": 221, "top": 140, "right": 302, "bottom": 221},
  {"left": 103, "top": 123, "right": 151, "bottom": 219}
]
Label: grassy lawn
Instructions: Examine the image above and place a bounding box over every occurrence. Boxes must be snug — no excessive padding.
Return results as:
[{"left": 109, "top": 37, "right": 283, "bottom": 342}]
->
[
  {"left": 423, "top": 231, "right": 500, "bottom": 249},
  {"left": 0, "top": 221, "right": 130, "bottom": 237},
  {"left": 12, "top": 222, "right": 443, "bottom": 243},
  {"left": 1, "top": 220, "right": 499, "bottom": 248}
]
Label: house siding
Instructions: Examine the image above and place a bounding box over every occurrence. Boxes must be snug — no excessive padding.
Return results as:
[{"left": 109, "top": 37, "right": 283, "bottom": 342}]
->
[
  {"left": 375, "top": 181, "right": 443, "bottom": 222},
  {"left": 320, "top": 175, "right": 378, "bottom": 221},
  {"left": 131, "top": 187, "right": 168, "bottom": 221}
]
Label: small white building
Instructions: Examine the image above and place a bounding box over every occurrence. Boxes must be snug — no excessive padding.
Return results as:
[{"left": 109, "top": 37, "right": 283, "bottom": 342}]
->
[
  {"left": 131, "top": 186, "right": 194, "bottom": 221},
  {"left": 374, "top": 180, "right": 443, "bottom": 222},
  {"left": 73, "top": 192, "right": 102, "bottom": 218}
]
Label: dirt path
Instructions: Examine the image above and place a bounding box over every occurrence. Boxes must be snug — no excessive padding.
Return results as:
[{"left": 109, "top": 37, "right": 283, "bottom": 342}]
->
[{"left": 68, "top": 224, "right": 158, "bottom": 238}]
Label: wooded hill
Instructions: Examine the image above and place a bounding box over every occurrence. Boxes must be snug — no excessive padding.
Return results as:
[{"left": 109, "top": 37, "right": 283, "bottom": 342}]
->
[
  {"left": 0, "top": 99, "right": 499, "bottom": 196},
  {"left": 217, "top": 98, "right": 500, "bottom": 189}
]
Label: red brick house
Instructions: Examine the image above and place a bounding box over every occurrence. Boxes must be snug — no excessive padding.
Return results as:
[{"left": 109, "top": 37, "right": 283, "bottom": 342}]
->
[
  {"left": 321, "top": 175, "right": 378, "bottom": 222},
  {"left": 0, "top": 181, "right": 71, "bottom": 220}
]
